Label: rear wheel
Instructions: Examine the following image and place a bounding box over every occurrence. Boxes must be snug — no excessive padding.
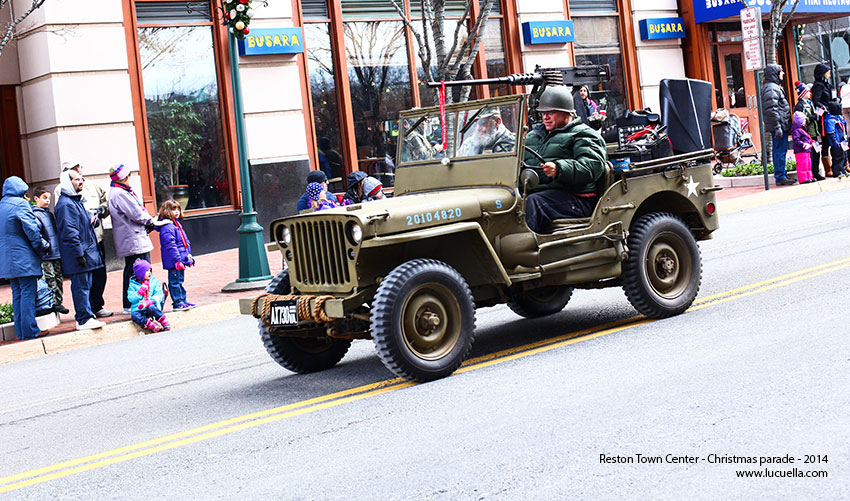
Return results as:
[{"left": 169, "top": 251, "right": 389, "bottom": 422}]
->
[
  {"left": 371, "top": 259, "right": 475, "bottom": 382},
  {"left": 259, "top": 270, "right": 351, "bottom": 373},
  {"left": 507, "top": 285, "right": 573, "bottom": 318},
  {"left": 622, "top": 213, "right": 701, "bottom": 318}
]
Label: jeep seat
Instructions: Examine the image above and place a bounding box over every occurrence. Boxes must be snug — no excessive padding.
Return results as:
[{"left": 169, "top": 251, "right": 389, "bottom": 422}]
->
[{"left": 548, "top": 161, "right": 614, "bottom": 231}]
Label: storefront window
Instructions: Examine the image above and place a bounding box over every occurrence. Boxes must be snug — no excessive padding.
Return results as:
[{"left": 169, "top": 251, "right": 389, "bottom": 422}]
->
[
  {"left": 136, "top": 1, "right": 231, "bottom": 211},
  {"left": 572, "top": 15, "right": 626, "bottom": 129},
  {"left": 485, "top": 19, "right": 508, "bottom": 96}
]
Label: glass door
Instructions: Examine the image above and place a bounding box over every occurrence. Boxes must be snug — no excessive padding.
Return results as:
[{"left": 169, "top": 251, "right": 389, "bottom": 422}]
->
[{"left": 717, "top": 45, "right": 761, "bottom": 152}]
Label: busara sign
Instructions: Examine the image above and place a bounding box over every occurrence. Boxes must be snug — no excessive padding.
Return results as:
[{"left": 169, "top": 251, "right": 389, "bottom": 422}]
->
[{"left": 639, "top": 17, "right": 686, "bottom": 40}]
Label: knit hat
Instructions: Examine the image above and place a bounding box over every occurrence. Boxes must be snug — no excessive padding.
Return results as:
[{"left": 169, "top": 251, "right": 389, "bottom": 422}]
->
[
  {"left": 306, "top": 170, "right": 327, "bottom": 184},
  {"left": 306, "top": 182, "right": 325, "bottom": 201},
  {"left": 109, "top": 164, "right": 127, "bottom": 182},
  {"left": 795, "top": 81, "right": 810, "bottom": 100},
  {"left": 133, "top": 258, "right": 152, "bottom": 281},
  {"left": 827, "top": 100, "right": 842, "bottom": 115},
  {"left": 362, "top": 176, "right": 383, "bottom": 198}
]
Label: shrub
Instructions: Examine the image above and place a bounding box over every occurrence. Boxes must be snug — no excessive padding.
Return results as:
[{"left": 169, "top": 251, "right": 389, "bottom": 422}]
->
[
  {"left": 720, "top": 158, "right": 797, "bottom": 177},
  {"left": 0, "top": 303, "right": 13, "bottom": 324}
]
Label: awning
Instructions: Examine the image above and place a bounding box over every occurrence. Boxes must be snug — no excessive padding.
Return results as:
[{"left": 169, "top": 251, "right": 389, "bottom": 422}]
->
[{"left": 693, "top": 0, "right": 850, "bottom": 24}]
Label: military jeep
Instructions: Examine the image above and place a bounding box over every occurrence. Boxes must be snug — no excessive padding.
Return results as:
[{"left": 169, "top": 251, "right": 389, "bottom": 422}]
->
[{"left": 242, "top": 91, "right": 720, "bottom": 382}]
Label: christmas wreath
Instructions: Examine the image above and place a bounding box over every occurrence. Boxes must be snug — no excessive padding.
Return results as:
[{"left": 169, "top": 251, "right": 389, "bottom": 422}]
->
[{"left": 223, "top": 0, "right": 254, "bottom": 40}]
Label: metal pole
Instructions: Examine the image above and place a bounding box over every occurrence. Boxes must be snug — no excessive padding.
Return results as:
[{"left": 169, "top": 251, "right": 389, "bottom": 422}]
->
[
  {"left": 229, "top": 37, "right": 272, "bottom": 283},
  {"left": 754, "top": 69, "right": 770, "bottom": 191}
]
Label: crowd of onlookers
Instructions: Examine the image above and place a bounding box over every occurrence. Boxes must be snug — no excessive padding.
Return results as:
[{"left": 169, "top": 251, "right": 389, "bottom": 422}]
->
[
  {"left": 763, "top": 62, "right": 850, "bottom": 185},
  {"left": 0, "top": 161, "right": 197, "bottom": 341}
]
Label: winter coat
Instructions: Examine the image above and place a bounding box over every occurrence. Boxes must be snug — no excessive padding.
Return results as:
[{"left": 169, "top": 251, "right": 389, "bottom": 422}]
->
[
  {"left": 0, "top": 177, "right": 45, "bottom": 279},
  {"left": 158, "top": 218, "right": 192, "bottom": 270},
  {"left": 824, "top": 113, "right": 846, "bottom": 148},
  {"left": 761, "top": 64, "right": 791, "bottom": 135},
  {"left": 108, "top": 184, "right": 154, "bottom": 258},
  {"left": 793, "top": 99, "right": 819, "bottom": 138},
  {"left": 791, "top": 112, "right": 815, "bottom": 154},
  {"left": 523, "top": 119, "right": 607, "bottom": 195},
  {"left": 33, "top": 206, "right": 61, "bottom": 261},
  {"left": 841, "top": 83, "right": 850, "bottom": 109},
  {"left": 342, "top": 171, "right": 368, "bottom": 205},
  {"left": 811, "top": 63, "right": 833, "bottom": 110},
  {"left": 55, "top": 190, "right": 103, "bottom": 275},
  {"left": 54, "top": 180, "right": 108, "bottom": 243},
  {"left": 127, "top": 276, "right": 165, "bottom": 311}
]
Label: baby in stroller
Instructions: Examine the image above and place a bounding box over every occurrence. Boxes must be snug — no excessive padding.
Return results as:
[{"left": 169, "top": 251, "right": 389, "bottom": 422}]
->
[{"left": 711, "top": 109, "right": 760, "bottom": 174}]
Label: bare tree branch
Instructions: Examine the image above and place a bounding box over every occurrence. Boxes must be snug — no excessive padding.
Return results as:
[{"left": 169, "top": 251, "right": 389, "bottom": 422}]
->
[{"left": 0, "top": 0, "right": 47, "bottom": 56}]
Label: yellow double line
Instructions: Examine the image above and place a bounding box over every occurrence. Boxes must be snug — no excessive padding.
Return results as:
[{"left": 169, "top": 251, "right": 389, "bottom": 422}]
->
[{"left": 3, "top": 257, "right": 849, "bottom": 493}]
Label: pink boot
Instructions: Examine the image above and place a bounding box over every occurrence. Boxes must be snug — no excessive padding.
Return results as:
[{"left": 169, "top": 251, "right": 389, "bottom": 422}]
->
[
  {"left": 144, "top": 318, "right": 163, "bottom": 333},
  {"left": 158, "top": 315, "right": 171, "bottom": 331}
]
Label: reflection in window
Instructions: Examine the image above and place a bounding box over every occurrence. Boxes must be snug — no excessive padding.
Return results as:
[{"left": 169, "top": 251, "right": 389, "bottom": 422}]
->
[
  {"left": 484, "top": 19, "right": 509, "bottom": 97},
  {"left": 305, "top": 23, "right": 346, "bottom": 191},
  {"left": 344, "top": 21, "right": 411, "bottom": 188},
  {"left": 137, "top": 23, "right": 230, "bottom": 210},
  {"left": 724, "top": 53, "right": 746, "bottom": 108},
  {"left": 573, "top": 16, "right": 626, "bottom": 130},
  {"left": 456, "top": 104, "right": 517, "bottom": 157}
]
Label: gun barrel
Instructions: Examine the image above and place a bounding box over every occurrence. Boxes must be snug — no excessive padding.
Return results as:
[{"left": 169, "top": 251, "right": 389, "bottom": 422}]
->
[{"left": 426, "top": 73, "right": 544, "bottom": 88}]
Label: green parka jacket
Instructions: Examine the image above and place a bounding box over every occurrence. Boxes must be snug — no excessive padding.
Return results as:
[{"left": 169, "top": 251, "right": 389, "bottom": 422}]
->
[{"left": 523, "top": 119, "right": 607, "bottom": 195}]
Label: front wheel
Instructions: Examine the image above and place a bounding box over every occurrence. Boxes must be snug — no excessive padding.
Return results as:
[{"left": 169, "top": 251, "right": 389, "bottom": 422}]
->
[
  {"left": 371, "top": 259, "right": 475, "bottom": 382},
  {"left": 260, "top": 270, "right": 351, "bottom": 374},
  {"left": 622, "top": 213, "right": 701, "bottom": 318}
]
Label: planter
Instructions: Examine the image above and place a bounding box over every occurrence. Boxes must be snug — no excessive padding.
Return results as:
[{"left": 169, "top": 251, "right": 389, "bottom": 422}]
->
[
  {"left": 1, "top": 321, "right": 16, "bottom": 342},
  {"left": 166, "top": 185, "right": 190, "bottom": 211}
]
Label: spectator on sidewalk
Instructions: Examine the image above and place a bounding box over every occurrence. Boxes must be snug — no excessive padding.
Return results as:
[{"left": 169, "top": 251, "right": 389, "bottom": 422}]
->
[
  {"left": 0, "top": 176, "right": 48, "bottom": 340},
  {"left": 54, "top": 170, "right": 105, "bottom": 331},
  {"left": 128, "top": 258, "right": 169, "bottom": 333},
  {"left": 761, "top": 64, "right": 795, "bottom": 185},
  {"left": 791, "top": 111, "right": 816, "bottom": 184},
  {"left": 297, "top": 170, "right": 329, "bottom": 212},
  {"left": 841, "top": 79, "right": 850, "bottom": 130},
  {"left": 108, "top": 164, "right": 165, "bottom": 314},
  {"left": 54, "top": 160, "right": 112, "bottom": 318},
  {"left": 31, "top": 186, "right": 70, "bottom": 314},
  {"left": 794, "top": 82, "right": 826, "bottom": 181},
  {"left": 811, "top": 63, "right": 833, "bottom": 176},
  {"left": 306, "top": 182, "right": 338, "bottom": 211},
  {"left": 157, "top": 199, "right": 196, "bottom": 311},
  {"left": 824, "top": 101, "right": 849, "bottom": 178}
]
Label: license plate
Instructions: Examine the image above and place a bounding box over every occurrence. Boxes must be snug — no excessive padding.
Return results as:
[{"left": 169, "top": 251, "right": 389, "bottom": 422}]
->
[{"left": 269, "top": 300, "right": 299, "bottom": 326}]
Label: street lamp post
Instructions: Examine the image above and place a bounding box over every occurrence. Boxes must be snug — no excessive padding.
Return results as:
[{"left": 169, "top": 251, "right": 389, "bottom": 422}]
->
[{"left": 225, "top": 33, "right": 272, "bottom": 287}]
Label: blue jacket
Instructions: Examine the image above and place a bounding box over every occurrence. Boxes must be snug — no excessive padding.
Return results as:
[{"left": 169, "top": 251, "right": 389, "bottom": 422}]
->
[
  {"left": 158, "top": 218, "right": 192, "bottom": 270},
  {"left": 54, "top": 190, "right": 103, "bottom": 275},
  {"left": 0, "top": 177, "right": 45, "bottom": 279},
  {"left": 128, "top": 276, "right": 165, "bottom": 311},
  {"left": 33, "top": 206, "right": 61, "bottom": 261},
  {"left": 824, "top": 113, "right": 846, "bottom": 148}
]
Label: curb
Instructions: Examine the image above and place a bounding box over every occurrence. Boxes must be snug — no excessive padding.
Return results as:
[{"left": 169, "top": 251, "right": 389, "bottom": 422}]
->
[
  {"left": 0, "top": 300, "right": 242, "bottom": 365},
  {"left": 718, "top": 176, "right": 850, "bottom": 215}
]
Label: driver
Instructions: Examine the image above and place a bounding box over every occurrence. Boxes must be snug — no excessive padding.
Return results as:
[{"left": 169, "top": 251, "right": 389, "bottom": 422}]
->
[
  {"left": 458, "top": 107, "right": 516, "bottom": 156},
  {"left": 523, "top": 86, "right": 607, "bottom": 233}
]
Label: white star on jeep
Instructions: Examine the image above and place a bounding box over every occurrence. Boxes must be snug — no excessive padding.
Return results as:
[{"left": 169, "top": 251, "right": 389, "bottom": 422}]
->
[{"left": 685, "top": 175, "right": 699, "bottom": 197}]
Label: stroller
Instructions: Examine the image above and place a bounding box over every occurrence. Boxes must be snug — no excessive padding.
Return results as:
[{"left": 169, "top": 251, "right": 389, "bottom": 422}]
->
[{"left": 710, "top": 109, "right": 760, "bottom": 174}]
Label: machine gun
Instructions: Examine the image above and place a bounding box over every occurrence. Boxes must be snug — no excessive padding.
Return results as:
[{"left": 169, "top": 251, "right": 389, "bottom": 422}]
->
[{"left": 426, "top": 65, "right": 610, "bottom": 124}]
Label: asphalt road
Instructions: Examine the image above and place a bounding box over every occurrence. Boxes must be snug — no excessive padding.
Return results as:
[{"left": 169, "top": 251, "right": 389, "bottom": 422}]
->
[{"left": 1, "top": 190, "right": 848, "bottom": 499}]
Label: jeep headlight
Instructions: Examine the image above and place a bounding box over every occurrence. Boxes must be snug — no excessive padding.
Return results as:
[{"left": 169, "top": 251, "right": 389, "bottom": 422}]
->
[
  {"left": 281, "top": 226, "right": 291, "bottom": 247},
  {"left": 348, "top": 223, "right": 362, "bottom": 245}
]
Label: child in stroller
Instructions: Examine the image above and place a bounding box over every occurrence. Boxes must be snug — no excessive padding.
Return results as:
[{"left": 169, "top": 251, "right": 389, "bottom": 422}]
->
[{"left": 711, "top": 109, "right": 760, "bottom": 174}]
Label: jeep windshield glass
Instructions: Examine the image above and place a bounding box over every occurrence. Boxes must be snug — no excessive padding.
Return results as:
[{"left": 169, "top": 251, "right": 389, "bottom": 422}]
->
[{"left": 399, "top": 101, "right": 520, "bottom": 164}]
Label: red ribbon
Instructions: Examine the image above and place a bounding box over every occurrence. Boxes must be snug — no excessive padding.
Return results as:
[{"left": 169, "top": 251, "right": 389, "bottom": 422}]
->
[{"left": 439, "top": 81, "right": 447, "bottom": 152}]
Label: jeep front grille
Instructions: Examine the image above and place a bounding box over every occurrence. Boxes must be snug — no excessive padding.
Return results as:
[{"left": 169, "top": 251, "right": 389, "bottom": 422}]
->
[{"left": 291, "top": 220, "right": 351, "bottom": 287}]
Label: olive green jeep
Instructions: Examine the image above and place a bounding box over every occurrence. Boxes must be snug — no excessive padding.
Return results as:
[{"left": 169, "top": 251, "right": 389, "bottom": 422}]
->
[{"left": 242, "top": 92, "right": 720, "bottom": 382}]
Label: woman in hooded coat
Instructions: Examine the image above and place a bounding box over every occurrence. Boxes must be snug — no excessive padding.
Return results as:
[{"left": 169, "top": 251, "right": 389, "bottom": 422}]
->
[{"left": 810, "top": 63, "right": 834, "bottom": 175}]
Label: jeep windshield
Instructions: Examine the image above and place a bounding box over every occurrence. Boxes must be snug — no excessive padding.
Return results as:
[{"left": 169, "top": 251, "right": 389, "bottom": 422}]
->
[{"left": 394, "top": 95, "right": 526, "bottom": 195}]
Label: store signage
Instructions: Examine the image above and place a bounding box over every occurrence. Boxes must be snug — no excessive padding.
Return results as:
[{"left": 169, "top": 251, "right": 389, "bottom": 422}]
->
[
  {"left": 238, "top": 28, "right": 304, "bottom": 56},
  {"left": 521, "top": 21, "right": 575, "bottom": 45},
  {"left": 694, "top": 0, "right": 850, "bottom": 24},
  {"left": 638, "top": 17, "right": 686, "bottom": 40},
  {"left": 741, "top": 7, "right": 764, "bottom": 71}
]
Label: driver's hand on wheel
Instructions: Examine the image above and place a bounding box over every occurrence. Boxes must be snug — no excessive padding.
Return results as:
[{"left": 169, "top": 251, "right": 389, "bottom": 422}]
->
[{"left": 542, "top": 162, "right": 557, "bottom": 178}]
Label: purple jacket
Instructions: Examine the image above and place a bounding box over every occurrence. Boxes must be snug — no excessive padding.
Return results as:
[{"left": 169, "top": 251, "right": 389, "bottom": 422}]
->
[
  {"left": 791, "top": 112, "right": 814, "bottom": 154},
  {"left": 158, "top": 219, "right": 191, "bottom": 270}
]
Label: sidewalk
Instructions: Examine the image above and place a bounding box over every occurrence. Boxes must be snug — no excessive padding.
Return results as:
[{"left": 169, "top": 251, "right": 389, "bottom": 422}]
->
[{"left": 2, "top": 176, "right": 848, "bottom": 364}]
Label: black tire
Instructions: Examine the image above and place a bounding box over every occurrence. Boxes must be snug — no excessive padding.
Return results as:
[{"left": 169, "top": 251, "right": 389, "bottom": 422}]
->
[
  {"left": 622, "top": 213, "right": 701, "bottom": 319},
  {"left": 507, "top": 285, "right": 573, "bottom": 318},
  {"left": 712, "top": 162, "right": 723, "bottom": 175},
  {"left": 371, "top": 259, "right": 475, "bottom": 382},
  {"left": 260, "top": 270, "right": 351, "bottom": 374}
]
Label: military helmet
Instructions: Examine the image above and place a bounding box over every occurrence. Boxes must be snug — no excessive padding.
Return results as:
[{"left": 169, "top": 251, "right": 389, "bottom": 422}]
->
[
  {"left": 478, "top": 107, "right": 501, "bottom": 119},
  {"left": 537, "top": 86, "right": 575, "bottom": 113}
]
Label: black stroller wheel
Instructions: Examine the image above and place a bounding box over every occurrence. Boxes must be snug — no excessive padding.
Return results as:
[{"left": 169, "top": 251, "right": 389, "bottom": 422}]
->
[{"left": 713, "top": 163, "right": 723, "bottom": 175}]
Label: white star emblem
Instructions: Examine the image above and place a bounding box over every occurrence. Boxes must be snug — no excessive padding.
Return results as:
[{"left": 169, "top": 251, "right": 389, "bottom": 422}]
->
[{"left": 685, "top": 175, "right": 699, "bottom": 197}]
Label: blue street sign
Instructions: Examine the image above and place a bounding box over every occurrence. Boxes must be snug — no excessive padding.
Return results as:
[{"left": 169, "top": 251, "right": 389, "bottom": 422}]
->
[
  {"left": 238, "top": 28, "right": 304, "bottom": 56},
  {"left": 694, "top": 0, "right": 850, "bottom": 24},
  {"left": 521, "top": 20, "right": 575, "bottom": 45},
  {"left": 639, "top": 17, "right": 686, "bottom": 40}
]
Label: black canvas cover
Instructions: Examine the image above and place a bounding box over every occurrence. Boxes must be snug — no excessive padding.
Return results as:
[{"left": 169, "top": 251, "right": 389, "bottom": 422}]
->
[{"left": 659, "top": 79, "right": 712, "bottom": 154}]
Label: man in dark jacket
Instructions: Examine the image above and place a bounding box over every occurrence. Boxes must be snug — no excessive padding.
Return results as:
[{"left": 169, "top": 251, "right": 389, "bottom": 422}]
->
[
  {"left": 0, "top": 176, "right": 47, "bottom": 339},
  {"left": 54, "top": 169, "right": 105, "bottom": 331},
  {"left": 523, "top": 86, "right": 607, "bottom": 233},
  {"left": 761, "top": 64, "right": 795, "bottom": 185},
  {"left": 811, "top": 63, "right": 834, "bottom": 175}
]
